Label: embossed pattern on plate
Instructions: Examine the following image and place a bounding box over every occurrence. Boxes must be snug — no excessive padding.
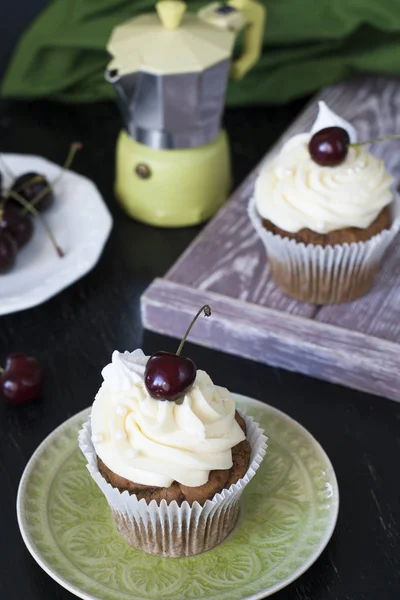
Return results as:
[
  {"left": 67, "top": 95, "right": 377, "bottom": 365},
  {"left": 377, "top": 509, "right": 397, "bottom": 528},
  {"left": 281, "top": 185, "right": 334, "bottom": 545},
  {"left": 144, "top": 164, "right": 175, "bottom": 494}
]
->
[{"left": 17, "top": 395, "right": 339, "bottom": 600}]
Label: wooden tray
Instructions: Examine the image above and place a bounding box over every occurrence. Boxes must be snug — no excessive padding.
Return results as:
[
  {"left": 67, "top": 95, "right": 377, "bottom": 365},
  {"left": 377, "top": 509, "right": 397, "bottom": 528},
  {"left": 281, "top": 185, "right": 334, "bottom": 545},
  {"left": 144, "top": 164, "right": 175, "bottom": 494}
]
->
[{"left": 141, "top": 76, "right": 400, "bottom": 402}]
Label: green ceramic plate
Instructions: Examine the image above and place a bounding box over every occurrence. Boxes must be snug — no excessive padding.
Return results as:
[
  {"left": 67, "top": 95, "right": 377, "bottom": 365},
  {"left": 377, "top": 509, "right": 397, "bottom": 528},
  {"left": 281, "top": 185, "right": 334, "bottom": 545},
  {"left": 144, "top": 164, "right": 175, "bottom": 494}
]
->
[{"left": 17, "top": 395, "right": 339, "bottom": 600}]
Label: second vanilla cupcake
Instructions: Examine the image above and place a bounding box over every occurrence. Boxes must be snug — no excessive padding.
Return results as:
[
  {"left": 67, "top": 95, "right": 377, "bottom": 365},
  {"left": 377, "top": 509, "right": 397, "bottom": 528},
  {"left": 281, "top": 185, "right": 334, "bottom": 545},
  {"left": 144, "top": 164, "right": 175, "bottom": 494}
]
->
[{"left": 249, "top": 102, "right": 400, "bottom": 304}]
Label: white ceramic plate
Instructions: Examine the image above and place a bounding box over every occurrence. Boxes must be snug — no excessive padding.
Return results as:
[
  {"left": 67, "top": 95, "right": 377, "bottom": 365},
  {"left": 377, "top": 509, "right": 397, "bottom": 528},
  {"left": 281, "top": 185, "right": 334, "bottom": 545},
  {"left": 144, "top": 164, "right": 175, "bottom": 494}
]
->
[{"left": 0, "top": 154, "right": 112, "bottom": 314}]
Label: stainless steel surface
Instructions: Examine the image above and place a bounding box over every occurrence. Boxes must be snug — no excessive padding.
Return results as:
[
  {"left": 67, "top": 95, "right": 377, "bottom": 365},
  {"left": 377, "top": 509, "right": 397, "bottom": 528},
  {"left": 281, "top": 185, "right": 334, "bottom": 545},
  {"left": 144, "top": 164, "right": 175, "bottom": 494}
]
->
[{"left": 108, "top": 60, "right": 230, "bottom": 149}]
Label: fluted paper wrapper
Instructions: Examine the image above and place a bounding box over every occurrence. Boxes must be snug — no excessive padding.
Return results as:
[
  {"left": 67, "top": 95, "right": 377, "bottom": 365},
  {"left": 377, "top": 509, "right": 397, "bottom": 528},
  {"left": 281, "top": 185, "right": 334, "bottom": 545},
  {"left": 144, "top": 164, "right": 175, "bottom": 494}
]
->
[
  {"left": 248, "top": 194, "right": 400, "bottom": 304},
  {"left": 78, "top": 411, "right": 267, "bottom": 558}
]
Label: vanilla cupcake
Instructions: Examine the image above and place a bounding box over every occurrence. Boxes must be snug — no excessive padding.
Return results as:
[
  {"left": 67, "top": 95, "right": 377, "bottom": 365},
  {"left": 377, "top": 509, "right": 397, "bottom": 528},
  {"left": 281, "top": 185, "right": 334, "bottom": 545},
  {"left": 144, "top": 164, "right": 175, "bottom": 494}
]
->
[
  {"left": 79, "top": 349, "right": 266, "bottom": 557},
  {"left": 248, "top": 102, "right": 400, "bottom": 304}
]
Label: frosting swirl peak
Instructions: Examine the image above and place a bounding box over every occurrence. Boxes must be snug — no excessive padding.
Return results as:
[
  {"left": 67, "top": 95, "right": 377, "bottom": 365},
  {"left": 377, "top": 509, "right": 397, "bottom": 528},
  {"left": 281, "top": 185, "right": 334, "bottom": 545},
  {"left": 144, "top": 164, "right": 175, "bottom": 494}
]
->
[
  {"left": 254, "top": 103, "right": 393, "bottom": 234},
  {"left": 91, "top": 350, "right": 245, "bottom": 487}
]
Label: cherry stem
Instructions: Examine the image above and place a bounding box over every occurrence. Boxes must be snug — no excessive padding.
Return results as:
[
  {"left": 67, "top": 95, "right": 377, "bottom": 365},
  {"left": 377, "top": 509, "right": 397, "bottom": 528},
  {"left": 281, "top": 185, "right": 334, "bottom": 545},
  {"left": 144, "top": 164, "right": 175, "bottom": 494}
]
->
[
  {"left": 0, "top": 366, "right": 3, "bottom": 374},
  {"left": 7, "top": 189, "right": 64, "bottom": 257},
  {"left": 21, "top": 142, "right": 82, "bottom": 215},
  {"left": 349, "top": 133, "right": 400, "bottom": 148},
  {"left": 176, "top": 305, "right": 212, "bottom": 356}
]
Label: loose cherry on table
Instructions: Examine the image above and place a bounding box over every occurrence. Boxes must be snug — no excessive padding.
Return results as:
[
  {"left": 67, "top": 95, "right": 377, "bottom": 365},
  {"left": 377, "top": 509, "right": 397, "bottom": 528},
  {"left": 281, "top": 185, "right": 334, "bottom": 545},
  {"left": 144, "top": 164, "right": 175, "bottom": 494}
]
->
[
  {"left": 145, "top": 305, "right": 212, "bottom": 402},
  {"left": 0, "top": 353, "right": 43, "bottom": 404},
  {"left": 308, "top": 126, "right": 400, "bottom": 167}
]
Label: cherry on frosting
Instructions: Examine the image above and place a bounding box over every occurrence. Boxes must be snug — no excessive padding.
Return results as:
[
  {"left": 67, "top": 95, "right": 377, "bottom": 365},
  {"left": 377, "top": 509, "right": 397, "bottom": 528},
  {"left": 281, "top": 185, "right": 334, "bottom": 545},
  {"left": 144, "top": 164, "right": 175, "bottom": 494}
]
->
[
  {"left": 309, "top": 125, "right": 400, "bottom": 167},
  {"left": 308, "top": 126, "right": 350, "bottom": 167},
  {"left": 144, "top": 305, "right": 211, "bottom": 402},
  {"left": 144, "top": 351, "right": 196, "bottom": 402}
]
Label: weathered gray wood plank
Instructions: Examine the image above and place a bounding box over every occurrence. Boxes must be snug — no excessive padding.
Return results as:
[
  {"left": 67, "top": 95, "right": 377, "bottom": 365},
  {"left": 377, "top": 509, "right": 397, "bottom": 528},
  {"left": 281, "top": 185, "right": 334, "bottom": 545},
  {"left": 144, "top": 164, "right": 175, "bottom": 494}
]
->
[
  {"left": 142, "top": 279, "right": 400, "bottom": 402},
  {"left": 142, "top": 76, "right": 400, "bottom": 401},
  {"left": 315, "top": 243, "right": 400, "bottom": 342}
]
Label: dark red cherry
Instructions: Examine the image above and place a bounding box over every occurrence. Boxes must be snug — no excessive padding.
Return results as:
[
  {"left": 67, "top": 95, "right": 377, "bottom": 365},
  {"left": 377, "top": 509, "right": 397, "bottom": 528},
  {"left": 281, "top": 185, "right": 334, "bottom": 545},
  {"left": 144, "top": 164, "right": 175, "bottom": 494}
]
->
[
  {"left": 144, "top": 351, "right": 196, "bottom": 401},
  {"left": 1, "top": 353, "right": 43, "bottom": 404},
  {"left": 144, "top": 305, "right": 211, "bottom": 402},
  {"left": 0, "top": 229, "right": 18, "bottom": 273},
  {"left": 10, "top": 172, "right": 54, "bottom": 213},
  {"left": 309, "top": 126, "right": 350, "bottom": 167},
  {"left": 1, "top": 203, "right": 33, "bottom": 248},
  {"left": 216, "top": 4, "right": 236, "bottom": 14}
]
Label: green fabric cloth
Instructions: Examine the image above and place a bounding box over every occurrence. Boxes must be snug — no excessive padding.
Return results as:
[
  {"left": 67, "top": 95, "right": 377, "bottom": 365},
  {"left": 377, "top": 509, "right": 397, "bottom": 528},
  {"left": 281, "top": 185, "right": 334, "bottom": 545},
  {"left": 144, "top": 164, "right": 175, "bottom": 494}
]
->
[{"left": 2, "top": 0, "right": 400, "bottom": 105}]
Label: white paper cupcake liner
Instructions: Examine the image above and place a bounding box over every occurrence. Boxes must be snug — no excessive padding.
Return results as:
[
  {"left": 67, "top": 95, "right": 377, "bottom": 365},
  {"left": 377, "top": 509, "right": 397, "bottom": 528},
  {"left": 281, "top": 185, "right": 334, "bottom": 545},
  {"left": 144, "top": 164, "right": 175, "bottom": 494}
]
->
[
  {"left": 248, "top": 194, "right": 400, "bottom": 304},
  {"left": 78, "top": 410, "right": 267, "bottom": 558}
]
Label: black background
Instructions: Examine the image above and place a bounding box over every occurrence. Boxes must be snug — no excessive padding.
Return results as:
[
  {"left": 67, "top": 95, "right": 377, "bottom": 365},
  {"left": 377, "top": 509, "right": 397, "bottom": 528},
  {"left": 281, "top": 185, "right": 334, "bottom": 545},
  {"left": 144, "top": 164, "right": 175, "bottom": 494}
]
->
[{"left": 0, "top": 98, "right": 399, "bottom": 599}]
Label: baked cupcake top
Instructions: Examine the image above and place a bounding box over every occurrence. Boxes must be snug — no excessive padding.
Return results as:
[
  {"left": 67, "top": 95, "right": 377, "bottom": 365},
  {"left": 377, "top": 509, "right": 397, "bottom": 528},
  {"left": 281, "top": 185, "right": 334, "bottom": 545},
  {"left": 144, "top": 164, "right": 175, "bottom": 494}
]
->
[
  {"left": 91, "top": 349, "right": 245, "bottom": 487},
  {"left": 254, "top": 102, "right": 394, "bottom": 234}
]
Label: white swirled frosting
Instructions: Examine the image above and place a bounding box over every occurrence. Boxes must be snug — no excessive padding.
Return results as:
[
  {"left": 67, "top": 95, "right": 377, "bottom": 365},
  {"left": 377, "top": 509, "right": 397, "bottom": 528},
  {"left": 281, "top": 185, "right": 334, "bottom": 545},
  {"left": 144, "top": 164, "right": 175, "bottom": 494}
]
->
[
  {"left": 91, "top": 349, "right": 246, "bottom": 487},
  {"left": 254, "top": 102, "right": 394, "bottom": 233}
]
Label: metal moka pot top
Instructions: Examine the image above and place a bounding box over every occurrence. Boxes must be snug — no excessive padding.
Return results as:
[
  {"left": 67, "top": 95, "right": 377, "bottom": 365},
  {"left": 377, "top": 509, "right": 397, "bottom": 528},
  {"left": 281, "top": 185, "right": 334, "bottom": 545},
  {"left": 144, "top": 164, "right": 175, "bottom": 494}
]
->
[{"left": 106, "top": 1, "right": 244, "bottom": 150}]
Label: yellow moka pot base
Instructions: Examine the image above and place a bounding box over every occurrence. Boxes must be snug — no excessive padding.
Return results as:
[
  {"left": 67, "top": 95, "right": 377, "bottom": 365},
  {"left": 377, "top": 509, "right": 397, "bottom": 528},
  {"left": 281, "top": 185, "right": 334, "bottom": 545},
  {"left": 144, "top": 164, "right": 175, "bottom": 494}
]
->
[{"left": 115, "top": 129, "right": 231, "bottom": 228}]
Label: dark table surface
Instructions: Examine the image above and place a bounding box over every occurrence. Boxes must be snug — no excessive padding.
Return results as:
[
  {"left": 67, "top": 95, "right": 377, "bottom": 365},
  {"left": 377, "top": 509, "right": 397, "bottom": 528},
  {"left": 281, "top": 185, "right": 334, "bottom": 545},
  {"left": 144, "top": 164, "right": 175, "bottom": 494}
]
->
[{"left": 0, "top": 98, "right": 399, "bottom": 600}]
